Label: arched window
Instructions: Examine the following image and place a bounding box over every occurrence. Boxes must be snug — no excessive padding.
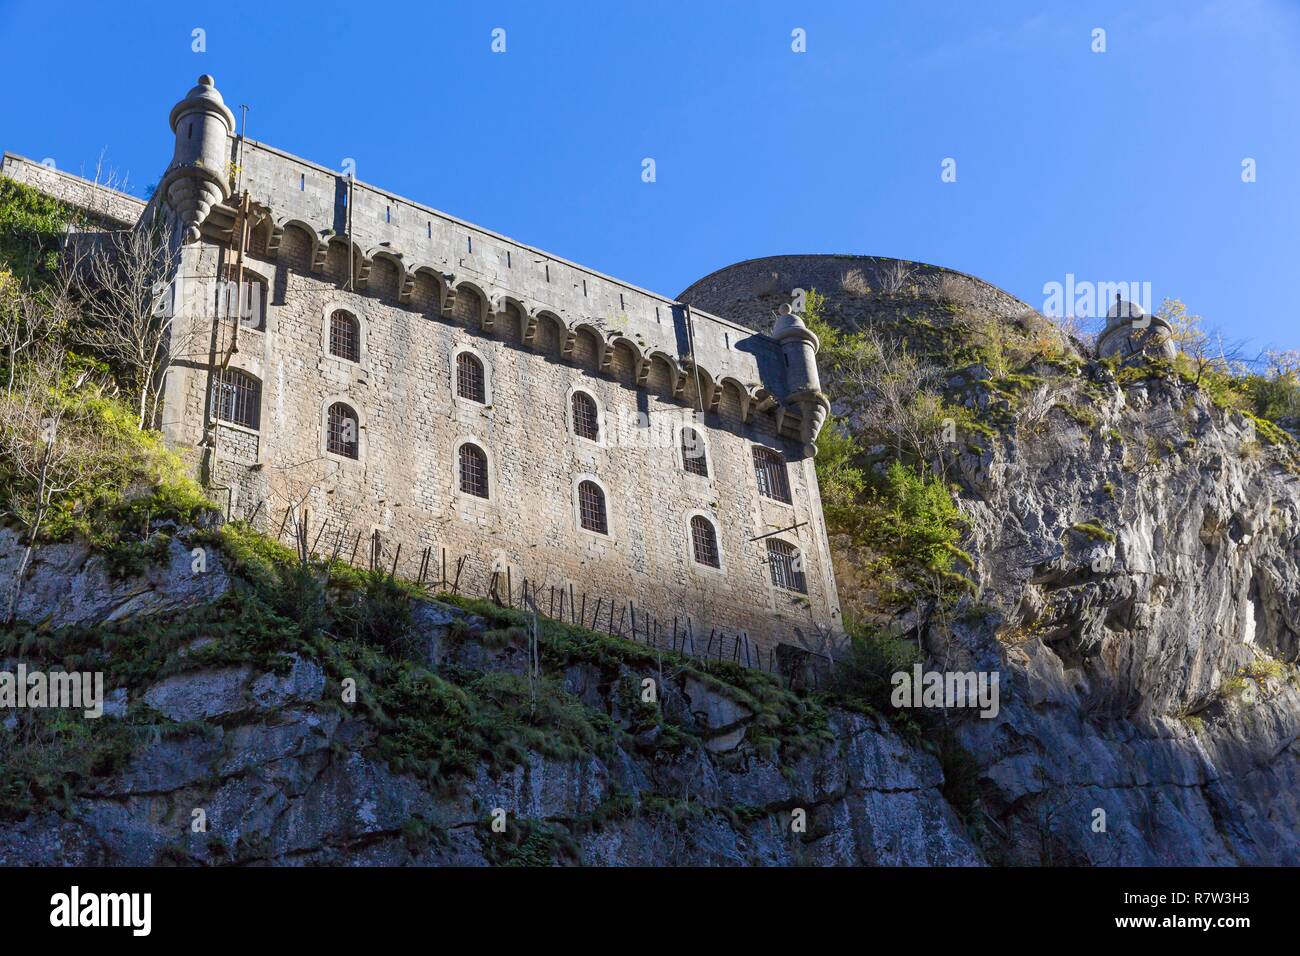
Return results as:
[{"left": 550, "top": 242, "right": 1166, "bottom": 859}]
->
[
  {"left": 329, "top": 310, "right": 360, "bottom": 362},
  {"left": 459, "top": 443, "right": 489, "bottom": 498},
  {"left": 212, "top": 369, "right": 261, "bottom": 430},
  {"left": 577, "top": 480, "right": 608, "bottom": 534},
  {"left": 766, "top": 539, "right": 807, "bottom": 593},
  {"left": 690, "top": 516, "right": 720, "bottom": 568},
  {"left": 752, "top": 446, "right": 792, "bottom": 503},
  {"left": 327, "top": 402, "right": 359, "bottom": 459},
  {"left": 572, "top": 391, "right": 599, "bottom": 441},
  {"left": 456, "top": 352, "right": 486, "bottom": 403},
  {"left": 682, "top": 427, "right": 708, "bottom": 477},
  {"left": 241, "top": 273, "right": 267, "bottom": 331},
  {"left": 222, "top": 266, "right": 266, "bottom": 331}
]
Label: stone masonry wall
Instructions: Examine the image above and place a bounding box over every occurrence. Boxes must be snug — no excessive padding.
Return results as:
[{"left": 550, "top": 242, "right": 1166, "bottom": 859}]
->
[
  {"left": 165, "top": 236, "right": 843, "bottom": 654},
  {"left": 0, "top": 152, "right": 146, "bottom": 229}
]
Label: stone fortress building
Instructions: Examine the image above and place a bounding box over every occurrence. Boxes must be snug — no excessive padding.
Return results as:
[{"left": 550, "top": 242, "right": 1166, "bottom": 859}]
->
[{"left": 3, "top": 75, "right": 844, "bottom": 655}]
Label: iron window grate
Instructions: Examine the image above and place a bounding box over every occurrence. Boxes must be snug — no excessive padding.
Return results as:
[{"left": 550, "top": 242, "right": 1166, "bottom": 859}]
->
[
  {"left": 691, "top": 515, "right": 720, "bottom": 567},
  {"left": 327, "top": 402, "right": 359, "bottom": 459},
  {"left": 329, "top": 310, "right": 360, "bottom": 362},
  {"left": 572, "top": 392, "right": 600, "bottom": 441},
  {"left": 682, "top": 427, "right": 708, "bottom": 476},
  {"left": 459, "top": 443, "right": 489, "bottom": 498},
  {"left": 456, "top": 352, "right": 486, "bottom": 403},
  {"left": 753, "top": 446, "right": 792, "bottom": 503},
  {"left": 213, "top": 369, "right": 261, "bottom": 430},
  {"left": 578, "top": 480, "right": 608, "bottom": 534},
  {"left": 767, "top": 538, "right": 807, "bottom": 593}
]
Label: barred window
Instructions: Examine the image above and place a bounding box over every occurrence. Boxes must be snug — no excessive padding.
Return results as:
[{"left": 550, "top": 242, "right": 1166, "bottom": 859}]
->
[
  {"left": 327, "top": 402, "right": 359, "bottom": 459},
  {"left": 577, "top": 480, "right": 607, "bottom": 534},
  {"left": 329, "top": 310, "right": 360, "bottom": 362},
  {"left": 752, "top": 446, "right": 792, "bottom": 503},
  {"left": 212, "top": 369, "right": 261, "bottom": 430},
  {"left": 456, "top": 352, "right": 486, "bottom": 403},
  {"left": 572, "top": 391, "right": 599, "bottom": 441},
  {"left": 459, "top": 443, "right": 489, "bottom": 498},
  {"left": 690, "top": 515, "right": 720, "bottom": 568},
  {"left": 681, "top": 427, "right": 708, "bottom": 477},
  {"left": 767, "top": 538, "right": 807, "bottom": 593}
]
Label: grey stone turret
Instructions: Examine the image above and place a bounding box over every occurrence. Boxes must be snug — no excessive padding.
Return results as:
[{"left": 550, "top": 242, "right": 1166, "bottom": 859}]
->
[
  {"left": 1096, "top": 295, "right": 1177, "bottom": 361},
  {"left": 160, "top": 75, "right": 234, "bottom": 243},
  {"left": 773, "top": 304, "right": 830, "bottom": 451}
]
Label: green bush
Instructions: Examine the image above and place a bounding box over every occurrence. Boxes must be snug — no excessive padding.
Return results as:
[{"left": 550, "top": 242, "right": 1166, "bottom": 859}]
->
[
  {"left": 0, "top": 177, "right": 75, "bottom": 284},
  {"left": 830, "top": 620, "right": 922, "bottom": 716}
]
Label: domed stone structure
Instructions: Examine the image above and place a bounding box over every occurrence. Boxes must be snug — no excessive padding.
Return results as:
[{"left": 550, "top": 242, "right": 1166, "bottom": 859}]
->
[
  {"left": 1096, "top": 296, "right": 1177, "bottom": 361},
  {"left": 678, "top": 253, "right": 1033, "bottom": 336}
]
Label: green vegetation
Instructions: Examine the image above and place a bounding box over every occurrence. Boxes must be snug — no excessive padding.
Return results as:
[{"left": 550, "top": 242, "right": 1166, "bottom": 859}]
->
[
  {"left": 1069, "top": 522, "right": 1115, "bottom": 544},
  {"left": 0, "top": 177, "right": 76, "bottom": 284},
  {"left": 436, "top": 593, "right": 835, "bottom": 763},
  {"left": 479, "top": 817, "right": 577, "bottom": 866},
  {"left": 817, "top": 427, "right": 972, "bottom": 607},
  {"left": 805, "top": 289, "right": 974, "bottom": 613},
  {"left": 1219, "top": 656, "right": 1289, "bottom": 701}
]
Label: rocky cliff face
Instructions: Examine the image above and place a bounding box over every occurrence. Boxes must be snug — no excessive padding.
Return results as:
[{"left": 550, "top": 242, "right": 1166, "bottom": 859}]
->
[
  {"left": 3, "top": 260, "right": 1297, "bottom": 866},
  {"left": 0, "top": 586, "right": 978, "bottom": 866},
  {"left": 682, "top": 255, "right": 1300, "bottom": 866},
  {"left": 951, "top": 369, "right": 1300, "bottom": 865}
]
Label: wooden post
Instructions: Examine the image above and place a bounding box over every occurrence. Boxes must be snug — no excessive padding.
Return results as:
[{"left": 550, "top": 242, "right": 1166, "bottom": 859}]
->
[
  {"left": 329, "top": 524, "right": 348, "bottom": 566},
  {"left": 310, "top": 517, "right": 329, "bottom": 558}
]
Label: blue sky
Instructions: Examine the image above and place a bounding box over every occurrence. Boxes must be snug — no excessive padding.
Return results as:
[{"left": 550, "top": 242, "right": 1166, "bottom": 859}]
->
[{"left": 2, "top": 0, "right": 1296, "bottom": 354}]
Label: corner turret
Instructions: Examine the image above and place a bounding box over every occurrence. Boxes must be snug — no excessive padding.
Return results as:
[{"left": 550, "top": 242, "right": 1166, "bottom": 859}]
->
[
  {"left": 1096, "top": 295, "right": 1177, "bottom": 362},
  {"left": 774, "top": 304, "right": 830, "bottom": 452},
  {"left": 159, "top": 75, "right": 234, "bottom": 243}
]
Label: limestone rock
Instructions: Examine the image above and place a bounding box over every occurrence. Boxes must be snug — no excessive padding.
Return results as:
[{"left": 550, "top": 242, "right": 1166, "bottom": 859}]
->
[{"left": 0, "top": 529, "right": 229, "bottom": 629}]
